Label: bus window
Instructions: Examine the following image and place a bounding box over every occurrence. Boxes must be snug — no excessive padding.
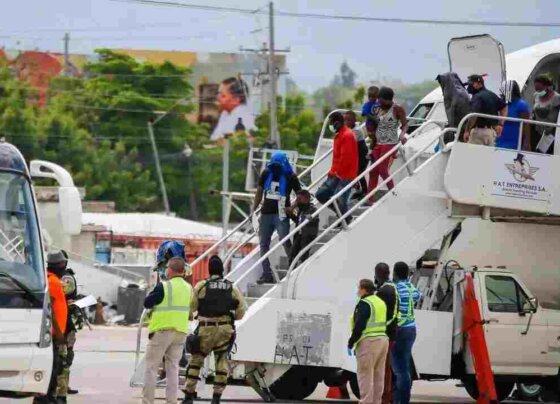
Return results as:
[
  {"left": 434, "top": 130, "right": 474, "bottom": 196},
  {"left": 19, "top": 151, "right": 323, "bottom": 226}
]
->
[{"left": 0, "top": 173, "right": 44, "bottom": 308}]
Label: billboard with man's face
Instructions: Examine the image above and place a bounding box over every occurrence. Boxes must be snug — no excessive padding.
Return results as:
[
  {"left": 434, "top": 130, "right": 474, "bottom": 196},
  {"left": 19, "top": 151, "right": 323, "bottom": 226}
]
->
[
  {"left": 191, "top": 52, "right": 286, "bottom": 141},
  {"left": 112, "top": 49, "right": 286, "bottom": 141},
  {"left": 202, "top": 77, "right": 257, "bottom": 141}
]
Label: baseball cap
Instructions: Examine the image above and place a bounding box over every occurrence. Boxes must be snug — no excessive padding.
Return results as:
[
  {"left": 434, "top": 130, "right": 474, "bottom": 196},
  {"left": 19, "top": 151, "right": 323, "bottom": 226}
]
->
[{"left": 466, "top": 74, "right": 485, "bottom": 85}]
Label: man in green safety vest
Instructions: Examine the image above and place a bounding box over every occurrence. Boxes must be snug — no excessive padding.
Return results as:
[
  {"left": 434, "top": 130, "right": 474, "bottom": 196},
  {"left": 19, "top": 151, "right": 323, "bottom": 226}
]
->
[
  {"left": 142, "top": 257, "right": 193, "bottom": 404},
  {"left": 348, "top": 279, "right": 389, "bottom": 404}
]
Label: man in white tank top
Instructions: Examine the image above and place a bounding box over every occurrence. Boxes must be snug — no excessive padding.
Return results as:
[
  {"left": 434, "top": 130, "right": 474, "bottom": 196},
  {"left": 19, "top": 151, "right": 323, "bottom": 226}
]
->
[{"left": 367, "top": 87, "right": 407, "bottom": 204}]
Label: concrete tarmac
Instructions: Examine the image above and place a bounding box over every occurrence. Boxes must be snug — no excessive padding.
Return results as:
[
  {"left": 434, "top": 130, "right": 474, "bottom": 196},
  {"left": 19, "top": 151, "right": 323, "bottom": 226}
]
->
[{"left": 0, "top": 326, "right": 535, "bottom": 404}]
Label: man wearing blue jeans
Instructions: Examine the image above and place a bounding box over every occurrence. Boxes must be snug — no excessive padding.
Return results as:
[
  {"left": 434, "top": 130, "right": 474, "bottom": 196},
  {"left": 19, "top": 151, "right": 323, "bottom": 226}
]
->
[
  {"left": 252, "top": 152, "right": 300, "bottom": 284},
  {"left": 316, "top": 112, "right": 358, "bottom": 224},
  {"left": 392, "top": 261, "right": 421, "bottom": 404}
]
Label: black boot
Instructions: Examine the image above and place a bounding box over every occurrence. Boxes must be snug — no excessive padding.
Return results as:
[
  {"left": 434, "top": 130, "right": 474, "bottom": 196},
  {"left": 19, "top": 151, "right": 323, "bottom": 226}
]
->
[
  {"left": 182, "top": 391, "right": 196, "bottom": 404},
  {"left": 211, "top": 393, "right": 221, "bottom": 404},
  {"left": 67, "top": 387, "right": 79, "bottom": 395}
]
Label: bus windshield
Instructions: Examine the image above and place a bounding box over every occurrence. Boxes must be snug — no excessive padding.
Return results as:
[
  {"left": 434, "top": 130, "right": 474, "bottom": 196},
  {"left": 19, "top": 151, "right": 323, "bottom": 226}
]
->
[{"left": 0, "top": 172, "right": 43, "bottom": 307}]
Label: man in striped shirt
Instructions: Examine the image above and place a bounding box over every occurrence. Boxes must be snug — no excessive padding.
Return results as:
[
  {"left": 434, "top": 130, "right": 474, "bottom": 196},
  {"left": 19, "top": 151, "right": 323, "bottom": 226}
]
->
[{"left": 392, "top": 262, "right": 421, "bottom": 404}]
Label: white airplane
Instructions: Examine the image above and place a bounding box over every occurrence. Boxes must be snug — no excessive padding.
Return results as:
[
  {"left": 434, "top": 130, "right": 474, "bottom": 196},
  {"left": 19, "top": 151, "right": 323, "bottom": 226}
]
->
[{"left": 404, "top": 34, "right": 560, "bottom": 158}]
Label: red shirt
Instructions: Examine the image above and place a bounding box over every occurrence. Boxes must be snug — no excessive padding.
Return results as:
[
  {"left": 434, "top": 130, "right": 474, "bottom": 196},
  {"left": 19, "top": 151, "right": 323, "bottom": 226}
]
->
[
  {"left": 329, "top": 125, "right": 358, "bottom": 180},
  {"left": 48, "top": 272, "right": 67, "bottom": 337}
]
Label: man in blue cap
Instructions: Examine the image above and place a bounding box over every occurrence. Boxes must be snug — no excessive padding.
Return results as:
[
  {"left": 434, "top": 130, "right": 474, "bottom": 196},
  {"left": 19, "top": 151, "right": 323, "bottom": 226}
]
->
[{"left": 252, "top": 152, "right": 301, "bottom": 284}]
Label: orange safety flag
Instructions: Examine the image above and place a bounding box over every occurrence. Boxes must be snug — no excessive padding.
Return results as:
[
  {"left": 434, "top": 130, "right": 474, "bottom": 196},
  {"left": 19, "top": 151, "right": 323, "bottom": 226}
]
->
[{"left": 462, "top": 272, "right": 498, "bottom": 404}]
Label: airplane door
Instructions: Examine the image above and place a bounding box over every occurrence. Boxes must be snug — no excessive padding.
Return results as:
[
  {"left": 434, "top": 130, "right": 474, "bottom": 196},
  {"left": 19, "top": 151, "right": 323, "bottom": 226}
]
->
[{"left": 448, "top": 34, "right": 506, "bottom": 95}]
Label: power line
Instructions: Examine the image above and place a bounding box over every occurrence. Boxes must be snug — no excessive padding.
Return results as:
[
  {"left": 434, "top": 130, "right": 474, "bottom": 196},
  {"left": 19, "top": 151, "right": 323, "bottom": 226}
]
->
[{"left": 113, "top": 0, "right": 560, "bottom": 28}]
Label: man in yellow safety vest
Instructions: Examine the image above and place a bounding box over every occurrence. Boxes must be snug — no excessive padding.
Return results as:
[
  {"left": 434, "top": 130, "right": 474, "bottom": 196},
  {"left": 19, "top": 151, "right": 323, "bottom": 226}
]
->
[
  {"left": 142, "top": 257, "right": 193, "bottom": 404},
  {"left": 348, "top": 278, "right": 389, "bottom": 404}
]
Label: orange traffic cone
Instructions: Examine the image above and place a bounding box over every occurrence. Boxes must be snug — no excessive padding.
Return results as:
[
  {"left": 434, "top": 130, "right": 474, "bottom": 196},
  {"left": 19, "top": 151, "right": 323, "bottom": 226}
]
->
[{"left": 326, "top": 383, "right": 350, "bottom": 400}]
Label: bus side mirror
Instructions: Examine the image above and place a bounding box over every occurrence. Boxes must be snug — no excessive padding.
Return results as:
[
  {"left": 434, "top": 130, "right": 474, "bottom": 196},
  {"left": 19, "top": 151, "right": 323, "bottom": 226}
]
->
[
  {"left": 58, "top": 186, "right": 82, "bottom": 235},
  {"left": 30, "top": 160, "right": 83, "bottom": 235}
]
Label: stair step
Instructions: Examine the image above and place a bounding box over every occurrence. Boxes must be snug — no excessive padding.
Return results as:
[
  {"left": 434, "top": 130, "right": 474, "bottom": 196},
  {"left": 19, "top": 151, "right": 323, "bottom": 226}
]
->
[
  {"left": 246, "top": 297, "right": 260, "bottom": 307},
  {"left": 352, "top": 205, "right": 369, "bottom": 216},
  {"left": 246, "top": 283, "right": 275, "bottom": 298},
  {"left": 317, "top": 228, "right": 341, "bottom": 242},
  {"left": 372, "top": 189, "right": 389, "bottom": 202},
  {"left": 278, "top": 255, "right": 289, "bottom": 269},
  {"left": 277, "top": 268, "right": 288, "bottom": 279}
]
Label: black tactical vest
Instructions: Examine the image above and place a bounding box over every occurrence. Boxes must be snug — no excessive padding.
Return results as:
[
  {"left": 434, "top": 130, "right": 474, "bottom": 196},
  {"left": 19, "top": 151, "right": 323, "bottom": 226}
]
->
[{"left": 197, "top": 278, "right": 237, "bottom": 317}]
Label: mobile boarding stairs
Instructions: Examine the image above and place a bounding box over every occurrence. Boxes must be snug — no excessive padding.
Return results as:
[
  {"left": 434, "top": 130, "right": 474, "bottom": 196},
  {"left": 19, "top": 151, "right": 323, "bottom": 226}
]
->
[{"left": 132, "top": 112, "right": 560, "bottom": 400}]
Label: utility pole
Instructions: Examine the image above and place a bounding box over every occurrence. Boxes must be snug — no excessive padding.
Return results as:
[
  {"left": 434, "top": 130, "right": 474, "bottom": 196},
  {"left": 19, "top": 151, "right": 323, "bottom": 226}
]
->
[
  {"left": 268, "top": 1, "right": 279, "bottom": 148},
  {"left": 147, "top": 120, "right": 171, "bottom": 215},
  {"left": 221, "top": 135, "right": 231, "bottom": 256},
  {"left": 63, "top": 33, "right": 70, "bottom": 76}
]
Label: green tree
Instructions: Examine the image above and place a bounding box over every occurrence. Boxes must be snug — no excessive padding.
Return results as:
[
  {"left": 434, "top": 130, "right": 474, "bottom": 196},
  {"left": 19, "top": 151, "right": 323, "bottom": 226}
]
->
[{"left": 0, "top": 68, "right": 40, "bottom": 158}]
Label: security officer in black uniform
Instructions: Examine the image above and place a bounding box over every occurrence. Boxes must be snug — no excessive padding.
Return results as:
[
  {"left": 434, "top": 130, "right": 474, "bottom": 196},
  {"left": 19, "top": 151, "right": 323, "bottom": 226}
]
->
[{"left": 183, "top": 256, "right": 247, "bottom": 404}]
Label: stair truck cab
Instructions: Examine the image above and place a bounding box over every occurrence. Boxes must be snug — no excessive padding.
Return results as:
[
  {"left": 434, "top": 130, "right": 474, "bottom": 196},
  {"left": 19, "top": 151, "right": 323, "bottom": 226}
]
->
[{"left": 0, "top": 142, "right": 82, "bottom": 398}]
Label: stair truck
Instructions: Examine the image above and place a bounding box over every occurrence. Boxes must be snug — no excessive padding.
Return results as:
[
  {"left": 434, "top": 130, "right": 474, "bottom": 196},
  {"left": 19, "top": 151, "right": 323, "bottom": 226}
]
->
[
  {"left": 132, "top": 34, "right": 560, "bottom": 402},
  {"left": 0, "top": 142, "right": 82, "bottom": 398}
]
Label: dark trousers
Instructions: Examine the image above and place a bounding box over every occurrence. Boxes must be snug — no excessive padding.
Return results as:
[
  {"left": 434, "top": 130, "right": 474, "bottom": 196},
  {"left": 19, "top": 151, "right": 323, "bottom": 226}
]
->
[
  {"left": 259, "top": 214, "right": 291, "bottom": 277},
  {"left": 289, "top": 233, "right": 316, "bottom": 266},
  {"left": 316, "top": 176, "right": 352, "bottom": 220},
  {"left": 382, "top": 340, "right": 396, "bottom": 404},
  {"left": 34, "top": 343, "right": 63, "bottom": 403},
  {"left": 391, "top": 327, "right": 416, "bottom": 404}
]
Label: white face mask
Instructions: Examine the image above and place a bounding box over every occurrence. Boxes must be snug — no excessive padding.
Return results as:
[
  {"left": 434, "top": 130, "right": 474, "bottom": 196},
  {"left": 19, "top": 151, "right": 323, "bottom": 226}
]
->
[
  {"left": 328, "top": 124, "right": 336, "bottom": 133},
  {"left": 535, "top": 90, "right": 547, "bottom": 98}
]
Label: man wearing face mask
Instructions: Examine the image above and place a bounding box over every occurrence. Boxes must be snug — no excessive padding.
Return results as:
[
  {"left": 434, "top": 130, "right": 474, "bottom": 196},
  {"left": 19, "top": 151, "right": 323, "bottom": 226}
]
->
[
  {"left": 532, "top": 75, "right": 560, "bottom": 154},
  {"left": 366, "top": 87, "right": 407, "bottom": 205},
  {"left": 253, "top": 152, "right": 301, "bottom": 284},
  {"left": 463, "top": 74, "right": 507, "bottom": 146},
  {"left": 348, "top": 278, "right": 388, "bottom": 404},
  {"left": 285, "top": 189, "right": 319, "bottom": 266},
  {"left": 316, "top": 112, "right": 358, "bottom": 225}
]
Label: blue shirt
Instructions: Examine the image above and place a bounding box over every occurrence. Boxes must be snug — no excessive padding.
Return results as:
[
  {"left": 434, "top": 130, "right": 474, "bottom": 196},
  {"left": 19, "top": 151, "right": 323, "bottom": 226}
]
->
[
  {"left": 395, "top": 280, "right": 421, "bottom": 328},
  {"left": 362, "top": 100, "right": 380, "bottom": 117},
  {"left": 496, "top": 98, "right": 530, "bottom": 150}
]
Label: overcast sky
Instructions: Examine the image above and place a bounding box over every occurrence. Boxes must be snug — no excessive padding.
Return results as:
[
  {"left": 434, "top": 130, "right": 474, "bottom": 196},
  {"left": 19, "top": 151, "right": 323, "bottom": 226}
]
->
[{"left": 2, "top": 0, "right": 560, "bottom": 92}]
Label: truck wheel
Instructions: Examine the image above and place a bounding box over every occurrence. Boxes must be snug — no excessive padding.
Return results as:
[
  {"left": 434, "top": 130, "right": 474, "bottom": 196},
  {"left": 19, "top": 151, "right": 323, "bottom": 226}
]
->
[
  {"left": 463, "top": 378, "right": 514, "bottom": 402},
  {"left": 516, "top": 383, "right": 542, "bottom": 401},
  {"left": 269, "top": 366, "right": 321, "bottom": 400}
]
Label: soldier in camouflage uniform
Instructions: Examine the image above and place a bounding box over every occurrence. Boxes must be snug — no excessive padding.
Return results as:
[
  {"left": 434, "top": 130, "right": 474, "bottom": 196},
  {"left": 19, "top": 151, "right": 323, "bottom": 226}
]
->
[
  {"left": 182, "top": 256, "right": 247, "bottom": 404},
  {"left": 56, "top": 252, "right": 81, "bottom": 403}
]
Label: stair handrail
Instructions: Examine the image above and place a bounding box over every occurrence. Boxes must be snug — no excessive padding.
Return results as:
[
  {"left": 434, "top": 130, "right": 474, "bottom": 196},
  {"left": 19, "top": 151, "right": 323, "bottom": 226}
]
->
[
  {"left": 223, "top": 166, "right": 331, "bottom": 267},
  {"left": 189, "top": 146, "right": 335, "bottom": 269},
  {"left": 285, "top": 127, "right": 458, "bottom": 299},
  {"left": 232, "top": 119, "right": 444, "bottom": 286},
  {"left": 223, "top": 116, "right": 438, "bottom": 269},
  {"left": 456, "top": 112, "right": 560, "bottom": 150}
]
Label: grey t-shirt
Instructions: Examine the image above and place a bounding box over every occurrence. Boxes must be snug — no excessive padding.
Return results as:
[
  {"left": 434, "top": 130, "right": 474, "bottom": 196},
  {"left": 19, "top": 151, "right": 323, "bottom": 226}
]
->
[{"left": 533, "top": 92, "right": 560, "bottom": 136}]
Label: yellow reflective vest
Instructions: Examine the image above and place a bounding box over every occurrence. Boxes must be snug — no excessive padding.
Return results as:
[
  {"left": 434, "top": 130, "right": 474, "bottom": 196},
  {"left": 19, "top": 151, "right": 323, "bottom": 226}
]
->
[
  {"left": 351, "top": 294, "right": 387, "bottom": 347},
  {"left": 149, "top": 277, "right": 192, "bottom": 334}
]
